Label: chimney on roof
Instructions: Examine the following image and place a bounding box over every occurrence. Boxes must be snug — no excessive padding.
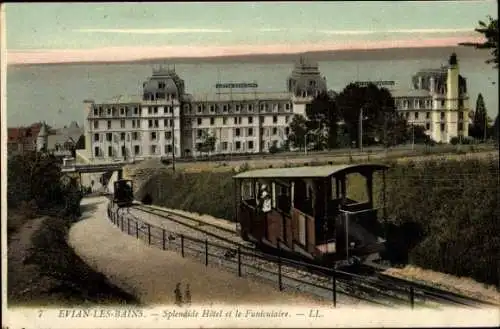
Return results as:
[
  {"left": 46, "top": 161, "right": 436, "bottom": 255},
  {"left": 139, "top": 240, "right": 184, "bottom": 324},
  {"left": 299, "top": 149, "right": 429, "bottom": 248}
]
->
[{"left": 448, "top": 53, "right": 458, "bottom": 66}]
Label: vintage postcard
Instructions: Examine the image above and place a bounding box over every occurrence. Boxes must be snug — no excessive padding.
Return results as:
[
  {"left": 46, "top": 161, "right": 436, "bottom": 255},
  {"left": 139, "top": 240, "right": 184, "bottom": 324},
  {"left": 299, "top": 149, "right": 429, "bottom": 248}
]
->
[{"left": 2, "top": 1, "right": 499, "bottom": 328}]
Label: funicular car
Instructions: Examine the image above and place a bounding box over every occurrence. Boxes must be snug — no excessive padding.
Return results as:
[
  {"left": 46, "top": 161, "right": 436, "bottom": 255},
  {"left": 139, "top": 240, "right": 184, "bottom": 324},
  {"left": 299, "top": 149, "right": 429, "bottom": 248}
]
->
[
  {"left": 113, "top": 179, "right": 135, "bottom": 208},
  {"left": 233, "top": 163, "right": 389, "bottom": 266}
]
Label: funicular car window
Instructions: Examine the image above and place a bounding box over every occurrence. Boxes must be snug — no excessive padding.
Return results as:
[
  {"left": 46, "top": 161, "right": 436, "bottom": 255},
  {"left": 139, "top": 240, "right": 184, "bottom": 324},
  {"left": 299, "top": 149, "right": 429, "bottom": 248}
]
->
[
  {"left": 241, "top": 180, "right": 254, "bottom": 201},
  {"left": 274, "top": 180, "right": 291, "bottom": 213}
]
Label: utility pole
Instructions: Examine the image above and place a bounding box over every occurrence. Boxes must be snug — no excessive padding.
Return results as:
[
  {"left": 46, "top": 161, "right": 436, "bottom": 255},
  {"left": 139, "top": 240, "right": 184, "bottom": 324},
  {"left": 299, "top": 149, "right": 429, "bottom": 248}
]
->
[
  {"left": 305, "top": 131, "right": 314, "bottom": 155},
  {"left": 484, "top": 113, "right": 488, "bottom": 142},
  {"left": 359, "top": 108, "right": 363, "bottom": 151},
  {"left": 171, "top": 99, "right": 176, "bottom": 172},
  {"left": 412, "top": 124, "right": 415, "bottom": 151},
  {"left": 305, "top": 133, "right": 308, "bottom": 155},
  {"left": 129, "top": 132, "right": 133, "bottom": 163},
  {"left": 384, "top": 111, "right": 388, "bottom": 149}
]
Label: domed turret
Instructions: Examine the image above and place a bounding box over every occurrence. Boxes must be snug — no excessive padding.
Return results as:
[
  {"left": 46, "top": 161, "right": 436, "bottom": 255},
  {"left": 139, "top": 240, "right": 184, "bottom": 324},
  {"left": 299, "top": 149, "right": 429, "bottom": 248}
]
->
[
  {"left": 287, "top": 57, "right": 327, "bottom": 97},
  {"left": 142, "top": 66, "right": 186, "bottom": 101}
]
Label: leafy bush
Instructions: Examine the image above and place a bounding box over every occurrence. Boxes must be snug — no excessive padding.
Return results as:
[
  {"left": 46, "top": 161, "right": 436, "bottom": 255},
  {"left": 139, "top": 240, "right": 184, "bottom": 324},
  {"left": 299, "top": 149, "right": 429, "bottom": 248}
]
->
[
  {"left": 146, "top": 171, "right": 235, "bottom": 221},
  {"left": 450, "top": 137, "right": 460, "bottom": 145},
  {"left": 269, "top": 145, "right": 279, "bottom": 154},
  {"left": 450, "top": 136, "right": 476, "bottom": 145},
  {"left": 238, "top": 162, "right": 250, "bottom": 172},
  {"left": 382, "top": 157, "right": 499, "bottom": 285},
  {"left": 7, "top": 152, "right": 82, "bottom": 216},
  {"left": 161, "top": 158, "right": 172, "bottom": 166}
]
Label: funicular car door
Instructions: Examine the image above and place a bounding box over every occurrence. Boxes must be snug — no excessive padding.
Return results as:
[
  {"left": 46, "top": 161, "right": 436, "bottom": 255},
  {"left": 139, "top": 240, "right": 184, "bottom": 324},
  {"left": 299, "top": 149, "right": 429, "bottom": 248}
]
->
[
  {"left": 239, "top": 179, "right": 265, "bottom": 241},
  {"left": 274, "top": 180, "right": 292, "bottom": 245}
]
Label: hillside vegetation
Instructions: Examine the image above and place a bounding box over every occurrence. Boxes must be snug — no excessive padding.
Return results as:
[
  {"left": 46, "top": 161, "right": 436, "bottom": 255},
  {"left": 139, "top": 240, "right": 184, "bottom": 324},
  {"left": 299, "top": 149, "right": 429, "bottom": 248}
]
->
[{"left": 7, "top": 152, "right": 138, "bottom": 305}]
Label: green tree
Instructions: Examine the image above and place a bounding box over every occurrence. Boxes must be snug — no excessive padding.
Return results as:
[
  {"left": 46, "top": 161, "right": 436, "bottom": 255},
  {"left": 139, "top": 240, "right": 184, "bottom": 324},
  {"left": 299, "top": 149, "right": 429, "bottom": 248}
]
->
[
  {"left": 460, "top": 16, "right": 498, "bottom": 145},
  {"left": 407, "top": 124, "right": 434, "bottom": 146},
  {"left": 7, "top": 151, "right": 69, "bottom": 209},
  {"left": 335, "top": 83, "right": 402, "bottom": 147},
  {"left": 490, "top": 115, "right": 499, "bottom": 143},
  {"left": 460, "top": 16, "right": 498, "bottom": 69},
  {"left": 288, "top": 114, "right": 308, "bottom": 149},
  {"left": 470, "top": 93, "right": 488, "bottom": 140},
  {"left": 196, "top": 131, "right": 217, "bottom": 155},
  {"left": 305, "top": 92, "right": 340, "bottom": 149},
  {"left": 75, "top": 135, "right": 85, "bottom": 150}
]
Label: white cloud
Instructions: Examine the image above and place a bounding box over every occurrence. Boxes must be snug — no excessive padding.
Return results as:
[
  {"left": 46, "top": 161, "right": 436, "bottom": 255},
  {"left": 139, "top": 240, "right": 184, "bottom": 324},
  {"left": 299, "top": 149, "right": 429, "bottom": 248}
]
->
[
  {"left": 74, "top": 27, "right": 475, "bottom": 36},
  {"left": 318, "top": 28, "right": 474, "bottom": 35},
  {"left": 254, "top": 27, "right": 475, "bottom": 34},
  {"left": 74, "top": 28, "right": 233, "bottom": 34},
  {"left": 257, "top": 28, "right": 286, "bottom": 32}
]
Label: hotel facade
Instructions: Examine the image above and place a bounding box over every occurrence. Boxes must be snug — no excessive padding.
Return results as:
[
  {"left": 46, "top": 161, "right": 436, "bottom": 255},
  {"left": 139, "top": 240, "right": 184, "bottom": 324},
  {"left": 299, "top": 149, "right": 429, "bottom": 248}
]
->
[
  {"left": 83, "top": 58, "right": 328, "bottom": 161},
  {"left": 82, "top": 54, "right": 470, "bottom": 161}
]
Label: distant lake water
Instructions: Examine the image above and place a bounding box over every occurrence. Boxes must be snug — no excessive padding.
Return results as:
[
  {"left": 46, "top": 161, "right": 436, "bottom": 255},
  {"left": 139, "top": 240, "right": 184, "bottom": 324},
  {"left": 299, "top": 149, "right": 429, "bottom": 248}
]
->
[{"left": 6, "top": 57, "right": 498, "bottom": 127}]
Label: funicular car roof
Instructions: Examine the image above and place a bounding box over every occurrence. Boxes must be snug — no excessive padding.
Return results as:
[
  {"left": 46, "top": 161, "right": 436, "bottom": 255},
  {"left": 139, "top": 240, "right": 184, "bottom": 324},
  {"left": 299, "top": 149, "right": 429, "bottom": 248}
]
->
[{"left": 233, "top": 163, "right": 389, "bottom": 180}]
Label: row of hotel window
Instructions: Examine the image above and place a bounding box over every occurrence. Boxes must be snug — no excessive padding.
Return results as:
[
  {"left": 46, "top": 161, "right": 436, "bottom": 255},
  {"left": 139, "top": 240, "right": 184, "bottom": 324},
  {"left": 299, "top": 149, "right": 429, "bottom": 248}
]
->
[
  {"left": 422, "top": 122, "right": 464, "bottom": 132},
  {"left": 93, "top": 126, "right": 288, "bottom": 143},
  {"left": 94, "top": 145, "right": 172, "bottom": 157},
  {"left": 405, "top": 111, "right": 465, "bottom": 120},
  {"left": 190, "top": 103, "right": 292, "bottom": 113},
  {"left": 92, "top": 115, "right": 289, "bottom": 130},
  {"left": 94, "top": 140, "right": 268, "bottom": 157},
  {"left": 92, "top": 102, "right": 292, "bottom": 117},
  {"left": 194, "top": 127, "right": 289, "bottom": 139},
  {"left": 397, "top": 98, "right": 464, "bottom": 109}
]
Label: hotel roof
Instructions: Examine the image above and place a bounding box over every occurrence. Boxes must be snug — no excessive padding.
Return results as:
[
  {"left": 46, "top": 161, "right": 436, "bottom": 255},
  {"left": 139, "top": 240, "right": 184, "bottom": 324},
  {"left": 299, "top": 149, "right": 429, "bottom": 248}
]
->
[
  {"left": 415, "top": 66, "right": 448, "bottom": 75},
  {"left": 186, "top": 91, "right": 292, "bottom": 102},
  {"left": 95, "top": 95, "right": 143, "bottom": 104},
  {"left": 92, "top": 91, "right": 293, "bottom": 105},
  {"left": 390, "top": 89, "right": 432, "bottom": 98}
]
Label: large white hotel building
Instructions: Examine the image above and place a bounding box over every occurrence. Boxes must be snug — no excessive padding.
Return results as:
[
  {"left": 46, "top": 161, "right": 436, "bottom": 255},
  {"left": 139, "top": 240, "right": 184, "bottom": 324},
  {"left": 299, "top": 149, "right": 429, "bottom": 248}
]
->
[
  {"left": 392, "top": 53, "right": 470, "bottom": 142},
  {"left": 83, "top": 54, "right": 469, "bottom": 161}
]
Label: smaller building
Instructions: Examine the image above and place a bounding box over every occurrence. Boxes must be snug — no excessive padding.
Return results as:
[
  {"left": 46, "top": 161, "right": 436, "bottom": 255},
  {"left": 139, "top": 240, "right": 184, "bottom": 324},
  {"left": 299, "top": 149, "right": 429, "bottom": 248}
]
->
[
  {"left": 48, "top": 121, "right": 84, "bottom": 156},
  {"left": 7, "top": 122, "right": 42, "bottom": 156},
  {"left": 391, "top": 53, "right": 470, "bottom": 143},
  {"left": 35, "top": 121, "right": 84, "bottom": 157}
]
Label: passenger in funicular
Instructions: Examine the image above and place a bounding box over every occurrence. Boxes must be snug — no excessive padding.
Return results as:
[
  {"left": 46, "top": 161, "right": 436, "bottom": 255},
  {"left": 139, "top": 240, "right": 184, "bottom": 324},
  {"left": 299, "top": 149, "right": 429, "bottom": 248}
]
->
[{"left": 258, "top": 183, "right": 272, "bottom": 213}]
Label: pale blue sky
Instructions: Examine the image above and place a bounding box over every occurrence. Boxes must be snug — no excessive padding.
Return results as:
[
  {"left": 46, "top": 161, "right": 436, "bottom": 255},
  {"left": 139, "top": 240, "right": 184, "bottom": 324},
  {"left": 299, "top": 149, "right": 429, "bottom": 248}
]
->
[{"left": 5, "top": 1, "right": 497, "bottom": 50}]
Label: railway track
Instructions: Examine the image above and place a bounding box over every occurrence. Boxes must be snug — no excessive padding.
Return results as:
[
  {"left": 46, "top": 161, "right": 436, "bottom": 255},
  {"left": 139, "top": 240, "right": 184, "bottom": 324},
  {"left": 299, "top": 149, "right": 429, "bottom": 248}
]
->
[
  {"left": 373, "top": 271, "right": 497, "bottom": 308},
  {"left": 134, "top": 204, "right": 249, "bottom": 247},
  {"left": 111, "top": 203, "right": 496, "bottom": 308}
]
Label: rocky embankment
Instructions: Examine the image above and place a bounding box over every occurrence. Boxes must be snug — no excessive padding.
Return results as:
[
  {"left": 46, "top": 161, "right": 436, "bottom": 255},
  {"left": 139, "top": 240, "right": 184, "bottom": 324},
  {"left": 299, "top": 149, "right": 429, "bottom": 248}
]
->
[{"left": 123, "top": 160, "right": 171, "bottom": 200}]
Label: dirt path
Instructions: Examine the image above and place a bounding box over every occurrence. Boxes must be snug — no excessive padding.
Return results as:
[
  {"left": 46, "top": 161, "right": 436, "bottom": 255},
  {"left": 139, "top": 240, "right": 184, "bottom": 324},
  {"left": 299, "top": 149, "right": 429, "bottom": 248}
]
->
[
  {"left": 7, "top": 217, "right": 50, "bottom": 303},
  {"left": 69, "top": 197, "right": 341, "bottom": 307}
]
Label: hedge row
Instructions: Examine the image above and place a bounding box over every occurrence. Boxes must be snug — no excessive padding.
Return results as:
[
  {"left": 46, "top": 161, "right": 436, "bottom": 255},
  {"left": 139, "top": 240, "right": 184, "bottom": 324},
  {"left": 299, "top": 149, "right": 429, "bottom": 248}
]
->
[
  {"left": 384, "top": 157, "right": 499, "bottom": 286},
  {"left": 144, "top": 171, "right": 236, "bottom": 220}
]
